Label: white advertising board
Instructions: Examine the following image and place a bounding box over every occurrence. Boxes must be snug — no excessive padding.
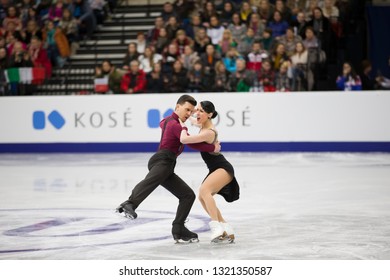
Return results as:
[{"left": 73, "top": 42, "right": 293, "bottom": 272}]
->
[{"left": 0, "top": 92, "right": 389, "bottom": 151}]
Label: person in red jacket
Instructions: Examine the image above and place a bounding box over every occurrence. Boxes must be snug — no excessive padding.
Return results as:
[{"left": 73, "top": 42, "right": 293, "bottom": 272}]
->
[{"left": 120, "top": 60, "right": 147, "bottom": 93}]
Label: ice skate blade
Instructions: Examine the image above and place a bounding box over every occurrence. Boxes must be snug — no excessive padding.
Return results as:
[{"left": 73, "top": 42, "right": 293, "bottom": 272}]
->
[
  {"left": 174, "top": 238, "right": 199, "bottom": 244},
  {"left": 124, "top": 212, "right": 137, "bottom": 219},
  {"left": 211, "top": 235, "right": 225, "bottom": 243},
  {"left": 225, "top": 234, "right": 235, "bottom": 244}
]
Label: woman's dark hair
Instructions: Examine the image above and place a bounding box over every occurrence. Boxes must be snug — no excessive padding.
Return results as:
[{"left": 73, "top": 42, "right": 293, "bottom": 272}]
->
[{"left": 200, "top": 101, "right": 218, "bottom": 119}]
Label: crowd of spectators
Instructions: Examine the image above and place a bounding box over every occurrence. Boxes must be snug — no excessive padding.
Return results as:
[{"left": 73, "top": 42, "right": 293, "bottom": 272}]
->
[
  {"left": 0, "top": 0, "right": 116, "bottom": 95},
  {"left": 95, "top": 0, "right": 389, "bottom": 94}
]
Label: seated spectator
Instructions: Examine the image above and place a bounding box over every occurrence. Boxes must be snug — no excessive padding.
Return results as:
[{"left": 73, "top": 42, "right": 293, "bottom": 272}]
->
[
  {"left": 135, "top": 32, "right": 146, "bottom": 54},
  {"left": 28, "top": 35, "right": 52, "bottom": 78},
  {"left": 36, "top": 0, "right": 52, "bottom": 23},
  {"left": 275, "top": 61, "right": 293, "bottom": 91},
  {"left": 207, "top": 15, "right": 225, "bottom": 45},
  {"left": 187, "top": 60, "right": 207, "bottom": 93},
  {"left": 260, "top": 27, "right": 275, "bottom": 52},
  {"left": 95, "top": 60, "right": 124, "bottom": 94},
  {"left": 237, "top": 27, "right": 255, "bottom": 56},
  {"left": 180, "top": 45, "right": 199, "bottom": 71},
  {"left": 200, "top": 1, "right": 218, "bottom": 28},
  {"left": 258, "top": 0, "right": 274, "bottom": 24},
  {"left": 246, "top": 40, "right": 269, "bottom": 74},
  {"left": 274, "top": 0, "right": 292, "bottom": 23},
  {"left": 290, "top": 41, "right": 310, "bottom": 91},
  {"left": 213, "top": 60, "right": 231, "bottom": 92},
  {"left": 68, "top": 0, "right": 96, "bottom": 40},
  {"left": 162, "top": 43, "right": 180, "bottom": 73},
  {"left": 20, "top": 0, "right": 35, "bottom": 28},
  {"left": 26, "top": 8, "right": 43, "bottom": 28},
  {"left": 248, "top": 12, "right": 266, "bottom": 41},
  {"left": 239, "top": 1, "right": 253, "bottom": 25},
  {"left": 146, "top": 62, "right": 164, "bottom": 93},
  {"left": 22, "top": 20, "right": 43, "bottom": 45},
  {"left": 165, "top": 16, "right": 181, "bottom": 41},
  {"left": 223, "top": 46, "right": 242, "bottom": 73},
  {"left": 122, "top": 42, "right": 140, "bottom": 70},
  {"left": 360, "top": 59, "right": 376, "bottom": 91},
  {"left": 219, "top": 1, "right": 236, "bottom": 28},
  {"left": 336, "top": 61, "right": 362, "bottom": 91},
  {"left": 216, "top": 29, "right": 237, "bottom": 57},
  {"left": 227, "top": 13, "right": 247, "bottom": 44},
  {"left": 58, "top": 8, "right": 79, "bottom": 55},
  {"left": 304, "top": 0, "right": 321, "bottom": 21},
  {"left": 182, "top": 14, "right": 203, "bottom": 40},
  {"left": 270, "top": 42, "right": 288, "bottom": 71},
  {"left": 286, "top": 0, "right": 306, "bottom": 20},
  {"left": 147, "top": 16, "right": 164, "bottom": 44},
  {"left": 173, "top": 0, "right": 195, "bottom": 23},
  {"left": 277, "top": 27, "right": 302, "bottom": 57},
  {"left": 324, "top": 0, "right": 343, "bottom": 40},
  {"left": 171, "top": 29, "right": 194, "bottom": 56},
  {"left": 8, "top": 40, "right": 33, "bottom": 68},
  {"left": 138, "top": 46, "right": 163, "bottom": 74},
  {"left": 164, "top": 60, "right": 188, "bottom": 92},
  {"left": 161, "top": 1, "right": 177, "bottom": 23},
  {"left": 3, "top": 6, "right": 23, "bottom": 31},
  {"left": 199, "top": 43, "right": 221, "bottom": 86},
  {"left": 5, "top": 31, "right": 25, "bottom": 56},
  {"left": 154, "top": 27, "right": 170, "bottom": 54},
  {"left": 267, "top": 10, "right": 289, "bottom": 39},
  {"left": 258, "top": 59, "right": 276, "bottom": 92},
  {"left": 90, "top": 0, "right": 107, "bottom": 26},
  {"left": 290, "top": 11, "right": 307, "bottom": 39},
  {"left": 228, "top": 58, "right": 254, "bottom": 92},
  {"left": 303, "top": 26, "right": 319, "bottom": 50},
  {"left": 49, "top": 0, "right": 65, "bottom": 25},
  {"left": 306, "top": 7, "right": 334, "bottom": 62},
  {"left": 322, "top": 0, "right": 339, "bottom": 22},
  {"left": 193, "top": 27, "right": 211, "bottom": 55},
  {"left": 120, "top": 60, "right": 147, "bottom": 93},
  {"left": 250, "top": 0, "right": 262, "bottom": 13}
]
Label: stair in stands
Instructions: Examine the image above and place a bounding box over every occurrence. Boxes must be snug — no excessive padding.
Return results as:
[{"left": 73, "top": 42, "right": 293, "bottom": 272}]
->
[{"left": 35, "top": 3, "right": 161, "bottom": 95}]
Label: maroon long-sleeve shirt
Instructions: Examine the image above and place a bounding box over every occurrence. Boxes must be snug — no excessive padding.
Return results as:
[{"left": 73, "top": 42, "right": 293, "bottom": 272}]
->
[{"left": 159, "top": 112, "right": 215, "bottom": 156}]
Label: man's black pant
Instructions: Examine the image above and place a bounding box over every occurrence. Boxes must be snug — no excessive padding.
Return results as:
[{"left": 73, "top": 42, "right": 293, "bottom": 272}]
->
[{"left": 128, "top": 149, "right": 196, "bottom": 225}]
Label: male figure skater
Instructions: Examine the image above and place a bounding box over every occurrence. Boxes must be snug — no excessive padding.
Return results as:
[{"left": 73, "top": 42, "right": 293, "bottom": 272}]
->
[{"left": 116, "top": 95, "right": 220, "bottom": 243}]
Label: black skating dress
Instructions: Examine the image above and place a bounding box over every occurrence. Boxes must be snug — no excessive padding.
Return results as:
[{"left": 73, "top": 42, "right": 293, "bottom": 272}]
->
[{"left": 200, "top": 129, "right": 240, "bottom": 202}]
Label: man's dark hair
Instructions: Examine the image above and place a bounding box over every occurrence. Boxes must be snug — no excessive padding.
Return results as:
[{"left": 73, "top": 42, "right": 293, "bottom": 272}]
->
[{"left": 177, "top": 94, "right": 197, "bottom": 106}]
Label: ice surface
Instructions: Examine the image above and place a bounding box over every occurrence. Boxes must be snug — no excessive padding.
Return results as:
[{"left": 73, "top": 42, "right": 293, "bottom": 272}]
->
[{"left": 0, "top": 152, "right": 389, "bottom": 260}]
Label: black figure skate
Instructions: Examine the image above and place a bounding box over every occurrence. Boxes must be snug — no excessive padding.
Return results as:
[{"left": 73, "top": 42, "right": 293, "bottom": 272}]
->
[
  {"left": 115, "top": 200, "right": 137, "bottom": 219},
  {"left": 172, "top": 223, "right": 199, "bottom": 244}
]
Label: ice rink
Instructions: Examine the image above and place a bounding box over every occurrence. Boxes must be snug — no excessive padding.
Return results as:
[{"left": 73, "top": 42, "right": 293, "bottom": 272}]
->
[{"left": 0, "top": 152, "right": 389, "bottom": 260}]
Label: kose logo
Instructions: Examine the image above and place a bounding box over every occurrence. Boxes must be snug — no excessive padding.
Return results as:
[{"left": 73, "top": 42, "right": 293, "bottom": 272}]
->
[
  {"left": 147, "top": 108, "right": 173, "bottom": 128},
  {"left": 33, "top": 110, "right": 66, "bottom": 130}
]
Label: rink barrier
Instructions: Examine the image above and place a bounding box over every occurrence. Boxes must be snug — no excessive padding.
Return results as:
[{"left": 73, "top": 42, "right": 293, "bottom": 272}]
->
[
  {"left": 1, "top": 92, "right": 389, "bottom": 152},
  {"left": 1, "top": 142, "right": 390, "bottom": 153}
]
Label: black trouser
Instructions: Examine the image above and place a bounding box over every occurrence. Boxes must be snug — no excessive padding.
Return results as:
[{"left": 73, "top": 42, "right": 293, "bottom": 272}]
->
[{"left": 128, "top": 149, "right": 195, "bottom": 225}]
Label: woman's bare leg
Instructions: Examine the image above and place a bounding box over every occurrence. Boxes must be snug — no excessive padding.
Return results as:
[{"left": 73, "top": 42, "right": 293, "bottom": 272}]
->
[{"left": 198, "top": 168, "right": 232, "bottom": 221}]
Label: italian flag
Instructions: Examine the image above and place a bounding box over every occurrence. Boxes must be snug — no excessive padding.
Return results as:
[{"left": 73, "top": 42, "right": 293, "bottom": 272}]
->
[{"left": 5, "top": 67, "right": 46, "bottom": 85}]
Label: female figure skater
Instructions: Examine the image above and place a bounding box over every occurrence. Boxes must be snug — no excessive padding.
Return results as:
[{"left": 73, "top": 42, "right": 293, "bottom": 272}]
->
[{"left": 180, "top": 101, "right": 240, "bottom": 243}]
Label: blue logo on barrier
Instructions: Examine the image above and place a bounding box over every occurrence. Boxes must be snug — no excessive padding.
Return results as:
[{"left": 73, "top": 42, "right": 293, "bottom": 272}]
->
[
  {"left": 147, "top": 108, "right": 173, "bottom": 128},
  {"left": 33, "top": 110, "right": 65, "bottom": 130}
]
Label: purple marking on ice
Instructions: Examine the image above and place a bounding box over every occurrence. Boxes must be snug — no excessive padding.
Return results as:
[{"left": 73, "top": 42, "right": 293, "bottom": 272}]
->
[
  {"left": 0, "top": 208, "right": 210, "bottom": 254},
  {"left": 3, "top": 217, "right": 86, "bottom": 236}
]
